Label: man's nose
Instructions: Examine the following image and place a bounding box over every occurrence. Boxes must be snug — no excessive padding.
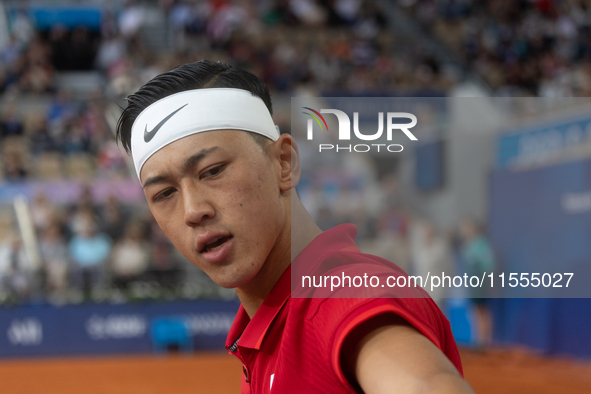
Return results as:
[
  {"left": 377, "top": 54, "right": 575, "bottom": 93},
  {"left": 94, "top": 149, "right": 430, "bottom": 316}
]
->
[{"left": 182, "top": 185, "right": 215, "bottom": 227}]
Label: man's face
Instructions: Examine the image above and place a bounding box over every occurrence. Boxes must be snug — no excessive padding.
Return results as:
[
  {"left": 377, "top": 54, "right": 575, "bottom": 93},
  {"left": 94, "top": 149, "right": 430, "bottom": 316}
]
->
[{"left": 140, "top": 130, "right": 287, "bottom": 289}]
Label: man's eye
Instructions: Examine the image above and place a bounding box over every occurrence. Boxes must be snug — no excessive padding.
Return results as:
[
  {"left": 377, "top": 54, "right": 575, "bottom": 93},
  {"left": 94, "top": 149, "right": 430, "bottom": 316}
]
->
[
  {"left": 154, "top": 188, "right": 175, "bottom": 202},
  {"left": 201, "top": 164, "right": 225, "bottom": 179}
]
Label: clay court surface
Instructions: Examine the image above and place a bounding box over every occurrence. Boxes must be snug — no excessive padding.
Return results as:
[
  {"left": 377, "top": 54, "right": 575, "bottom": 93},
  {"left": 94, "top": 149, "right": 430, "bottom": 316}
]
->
[{"left": 1, "top": 348, "right": 590, "bottom": 393}]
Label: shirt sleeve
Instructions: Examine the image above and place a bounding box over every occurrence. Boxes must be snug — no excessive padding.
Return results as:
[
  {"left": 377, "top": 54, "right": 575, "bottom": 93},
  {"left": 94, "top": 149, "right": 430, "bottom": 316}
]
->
[{"left": 313, "top": 297, "right": 463, "bottom": 390}]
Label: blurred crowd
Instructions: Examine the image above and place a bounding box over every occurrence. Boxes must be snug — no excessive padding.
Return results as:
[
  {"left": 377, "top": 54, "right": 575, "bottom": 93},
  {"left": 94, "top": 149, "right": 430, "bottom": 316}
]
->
[
  {"left": 0, "top": 0, "right": 508, "bottom": 307},
  {"left": 0, "top": 0, "right": 458, "bottom": 182},
  {"left": 401, "top": 0, "right": 591, "bottom": 96},
  {"left": 0, "top": 0, "right": 457, "bottom": 98},
  {"left": 104, "top": 0, "right": 455, "bottom": 95},
  {"left": 298, "top": 171, "right": 495, "bottom": 346},
  {"left": 0, "top": 90, "right": 127, "bottom": 181},
  {"left": 0, "top": 185, "right": 224, "bottom": 305},
  {"left": 299, "top": 171, "right": 495, "bottom": 304}
]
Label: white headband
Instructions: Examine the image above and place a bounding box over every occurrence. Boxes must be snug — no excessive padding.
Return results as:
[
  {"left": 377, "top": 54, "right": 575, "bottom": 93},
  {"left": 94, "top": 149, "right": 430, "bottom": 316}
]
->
[{"left": 130, "top": 88, "right": 279, "bottom": 180}]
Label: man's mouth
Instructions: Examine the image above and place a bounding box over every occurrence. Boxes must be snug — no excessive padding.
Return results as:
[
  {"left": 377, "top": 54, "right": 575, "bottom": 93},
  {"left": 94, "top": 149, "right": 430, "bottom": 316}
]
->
[{"left": 201, "top": 235, "right": 233, "bottom": 254}]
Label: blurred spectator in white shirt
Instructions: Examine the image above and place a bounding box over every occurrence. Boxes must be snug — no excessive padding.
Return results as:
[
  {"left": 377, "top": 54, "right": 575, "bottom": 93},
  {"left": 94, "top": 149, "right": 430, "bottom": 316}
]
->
[
  {"left": 0, "top": 234, "right": 34, "bottom": 300},
  {"left": 30, "top": 193, "right": 55, "bottom": 232},
  {"left": 110, "top": 221, "right": 150, "bottom": 289},
  {"left": 119, "top": 0, "right": 146, "bottom": 38},
  {"left": 410, "top": 219, "right": 453, "bottom": 308},
  {"left": 40, "top": 223, "right": 69, "bottom": 295}
]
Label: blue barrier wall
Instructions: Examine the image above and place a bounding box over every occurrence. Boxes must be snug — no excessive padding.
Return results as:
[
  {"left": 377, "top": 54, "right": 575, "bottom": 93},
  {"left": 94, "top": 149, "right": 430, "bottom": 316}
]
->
[
  {"left": 489, "top": 158, "right": 591, "bottom": 297},
  {"left": 491, "top": 298, "right": 591, "bottom": 358},
  {"left": 0, "top": 300, "right": 240, "bottom": 358},
  {"left": 488, "top": 157, "right": 591, "bottom": 358}
]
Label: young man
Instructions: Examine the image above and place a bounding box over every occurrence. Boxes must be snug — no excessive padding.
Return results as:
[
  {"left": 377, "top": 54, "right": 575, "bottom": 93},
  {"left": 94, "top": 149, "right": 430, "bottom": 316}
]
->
[{"left": 116, "top": 60, "right": 474, "bottom": 393}]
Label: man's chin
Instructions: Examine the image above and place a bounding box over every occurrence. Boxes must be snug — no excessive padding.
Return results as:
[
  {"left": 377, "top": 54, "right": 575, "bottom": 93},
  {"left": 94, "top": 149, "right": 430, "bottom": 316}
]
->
[{"left": 212, "top": 273, "right": 255, "bottom": 290}]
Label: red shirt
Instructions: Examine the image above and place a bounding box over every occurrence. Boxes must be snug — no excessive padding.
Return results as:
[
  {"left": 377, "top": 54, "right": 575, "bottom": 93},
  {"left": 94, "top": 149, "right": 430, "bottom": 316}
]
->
[{"left": 226, "top": 224, "right": 463, "bottom": 393}]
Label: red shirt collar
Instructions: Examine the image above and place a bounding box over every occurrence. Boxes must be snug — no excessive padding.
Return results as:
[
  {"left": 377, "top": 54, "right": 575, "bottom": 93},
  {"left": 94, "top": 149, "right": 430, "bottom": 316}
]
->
[
  {"left": 226, "top": 264, "right": 292, "bottom": 351},
  {"left": 225, "top": 224, "right": 359, "bottom": 351}
]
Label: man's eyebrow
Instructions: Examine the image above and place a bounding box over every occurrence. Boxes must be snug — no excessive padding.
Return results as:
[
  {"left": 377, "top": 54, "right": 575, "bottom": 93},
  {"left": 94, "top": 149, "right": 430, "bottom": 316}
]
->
[
  {"left": 142, "top": 174, "right": 170, "bottom": 189},
  {"left": 181, "top": 146, "right": 219, "bottom": 173},
  {"left": 142, "top": 146, "right": 220, "bottom": 189}
]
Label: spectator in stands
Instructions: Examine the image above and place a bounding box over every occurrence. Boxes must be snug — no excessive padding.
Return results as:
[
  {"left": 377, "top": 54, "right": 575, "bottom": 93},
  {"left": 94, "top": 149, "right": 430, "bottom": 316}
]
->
[
  {"left": 68, "top": 213, "right": 112, "bottom": 297},
  {"left": 29, "top": 114, "right": 57, "bottom": 155},
  {"left": 358, "top": 204, "right": 411, "bottom": 273},
  {"left": 0, "top": 104, "right": 24, "bottom": 137},
  {"left": 30, "top": 193, "right": 55, "bottom": 232},
  {"left": 82, "top": 95, "right": 111, "bottom": 152},
  {"left": 61, "top": 117, "right": 91, "bottom": 155},
  {"left": 40, "top": 222, "right": 69, "bottom": 295},
  {"left": 1, "top": 34, "right": 25, "bottom": 68},
  {"left": 148, "top": 217, "right": 181, "bottom": 288},
  {"left": 119, "top": 0, "right": 146, "bottom": 39},
  {"left": 95, "top": 30, "right": 127, "bottom": 72},
  {"left": 78, "top": 185, "right": 98, "bottom": 211},
  {"left": 97, "top": 140, "right": 128, "bottom": 177},
  {"left": 459, "top": 217, "right": 496, "bottom": 349},
  {"left": 3, "top": 152, "right": 28, "bottom": 181},
  {"left": 100, "top": 195, "right": 128, "bottom": 241},
  {"left": 47, "top": 89, "right": 78, "bottom": 130},
  {"left": 68, "top": 186, "right": 98, "bottom": 237},
  {"left": 19, "top": 36, "right": 55, "bottom": 94},
  {"left": 110, "top": 221, "right": 150, "bottom": 289},
  {"left": 69, "top": 205, "right": 96, "bottom": 239},
  {"left": 11, "top": 7, "right": 35, "bottom": 45},
  {"left": 0, "top": 234, "right": 34, "bottom": 301},
  {"left": 410, "top": 219, "right": 453, "bottom": 308}
]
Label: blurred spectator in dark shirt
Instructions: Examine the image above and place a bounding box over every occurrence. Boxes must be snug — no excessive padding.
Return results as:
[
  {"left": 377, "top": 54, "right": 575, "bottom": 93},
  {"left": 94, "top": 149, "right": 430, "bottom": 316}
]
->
[
  {"left": 61, "top": 117, "right": 91, "bottom": 154},
  {"left": 29, "top": 114, "right": 57, "bottom": 155},
  {"left": 0, "top": 104, "right": 24, "bottom": 137},
  {"left": 47, "top": 90, "right": 77, "bottom": 129},
  {"left": 100, "top": 195, "right": 128, "bottom": 241},
  {"left": 3, "top": 152, "right": 28, "bottom": 181}
]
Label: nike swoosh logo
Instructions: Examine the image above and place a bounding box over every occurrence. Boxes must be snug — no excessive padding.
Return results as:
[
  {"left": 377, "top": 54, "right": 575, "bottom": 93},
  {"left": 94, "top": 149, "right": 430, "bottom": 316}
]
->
[{"left": 144, "top": 103, "right": 189, "bottom": 142}]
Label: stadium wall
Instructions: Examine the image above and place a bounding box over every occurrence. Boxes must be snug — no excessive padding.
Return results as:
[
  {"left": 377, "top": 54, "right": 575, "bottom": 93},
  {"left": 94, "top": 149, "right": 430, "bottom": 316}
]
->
[{"left": 0, "top": 300, "right": 239, "bottom": 358}]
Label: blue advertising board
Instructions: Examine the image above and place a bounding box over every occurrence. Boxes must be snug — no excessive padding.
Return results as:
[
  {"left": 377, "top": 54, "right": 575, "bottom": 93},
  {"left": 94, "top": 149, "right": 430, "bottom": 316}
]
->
[
  {"left": 497, "top": 114, "right": 591, "bottom": 169},
  {"left": 14, "top": 6, "right": 103, "bottom": 30},
  {"left": 0, "top": 300, "right": 240, "bottom": 358}
]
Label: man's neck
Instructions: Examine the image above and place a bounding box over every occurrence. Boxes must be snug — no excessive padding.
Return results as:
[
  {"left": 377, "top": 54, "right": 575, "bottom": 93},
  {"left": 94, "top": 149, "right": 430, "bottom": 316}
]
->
[
  {"left": 235, "top": 196, "right": 322, "bottom": 319},
  {"left": 234, "top": 227, "right": 291, "bottom": 319}
]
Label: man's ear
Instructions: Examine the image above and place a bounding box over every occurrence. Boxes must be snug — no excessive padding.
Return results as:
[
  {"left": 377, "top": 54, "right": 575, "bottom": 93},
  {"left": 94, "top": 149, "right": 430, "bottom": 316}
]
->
[{"left": 271, "top": 134, "right": 301, "bottom": 192}]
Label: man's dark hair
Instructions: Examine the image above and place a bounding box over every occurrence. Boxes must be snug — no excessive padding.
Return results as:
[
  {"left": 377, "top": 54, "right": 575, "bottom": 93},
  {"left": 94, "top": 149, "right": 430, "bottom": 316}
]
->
[{"left": 116, "top": 60, "right": 273, "bottom": 154}]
